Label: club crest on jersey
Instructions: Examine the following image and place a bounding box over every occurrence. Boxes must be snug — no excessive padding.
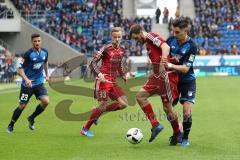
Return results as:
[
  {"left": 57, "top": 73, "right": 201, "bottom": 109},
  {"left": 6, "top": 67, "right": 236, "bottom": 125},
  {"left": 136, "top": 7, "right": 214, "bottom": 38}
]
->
[
  {"left": 181, "top": 49, "right": 187, "bottom": 54},
  {"left": 110, "top": 52, "right": 114, "bottom": 56},
  {"left": 189, "top": 54, "right": 195, "bottom": 62}
]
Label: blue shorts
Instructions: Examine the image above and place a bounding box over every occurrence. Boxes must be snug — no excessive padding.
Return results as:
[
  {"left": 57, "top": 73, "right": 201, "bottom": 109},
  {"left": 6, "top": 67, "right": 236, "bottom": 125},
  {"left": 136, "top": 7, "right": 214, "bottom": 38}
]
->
[
  {"left": 177, "top": 79, "right": 196, "bottom": 104},
  {"left": 19, "top": 83, "right": 48, "bottom": 104}
]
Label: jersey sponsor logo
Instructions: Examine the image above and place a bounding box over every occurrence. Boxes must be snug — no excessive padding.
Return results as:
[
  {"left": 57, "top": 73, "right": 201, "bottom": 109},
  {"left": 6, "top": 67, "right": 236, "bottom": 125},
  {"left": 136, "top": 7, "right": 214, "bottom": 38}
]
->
[
  {"left": 33, "top": 62, "right": 43, "bottom": 69},
  {"left": 153, "top": 38, "right": 161, "bottom": 47},
  {"left": 111, "top": 58, "right": 121, "bottom": 62},
  {"left": 33, "top": 58, "right": 37, "bottom": 61},
  {"left": 171, "top": 46, "right": 176, "bottom": 49},
  {"left": 189, "top": 54, "right": 195, "bottom": 62}
]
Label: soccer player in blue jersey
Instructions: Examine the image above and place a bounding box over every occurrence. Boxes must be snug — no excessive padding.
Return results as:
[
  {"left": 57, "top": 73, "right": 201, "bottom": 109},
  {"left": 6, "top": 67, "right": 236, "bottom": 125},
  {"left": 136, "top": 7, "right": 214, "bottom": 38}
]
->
[
  {"left": 166, "top": 17, "right": 197, "bottom": 146},
  {"left": 7, "top": 33, "right": 49, "bottom": 133}
]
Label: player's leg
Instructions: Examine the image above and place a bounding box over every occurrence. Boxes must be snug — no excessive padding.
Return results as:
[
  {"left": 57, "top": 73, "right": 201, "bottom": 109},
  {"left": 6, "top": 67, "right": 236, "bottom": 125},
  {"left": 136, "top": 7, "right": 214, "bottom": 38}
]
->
[
  {"left": 136, "top": 88, "right": 164, "bottom": 142},
  {"left": 162, "top": 102, "right": 182, "bottom": 145},
  {"left": 180, "top": 80, "right": 196, "bottom": 146},
  {"left": 81, "top": 100, "right": 107, "bottom": 137},
  {"left": 81, "top": 80, "right": 109, "bottom": 136},
  {"left": 28, "top": 84, "right": 49, "bottom": 130},
  {"left": 105, "top": 96, "right": 128, "bottom": 112},
  {"left": 181, "top": 101, "right": 192, "bottom": 146},
  {"left": 105, "top": 84, "right": 128, "bottom": 112},
  {"left": 159, "top": 73, "right": 181, "bottom": 145},
  {"left": 7, "top": 85, "right": 33, "bottom": 133}
]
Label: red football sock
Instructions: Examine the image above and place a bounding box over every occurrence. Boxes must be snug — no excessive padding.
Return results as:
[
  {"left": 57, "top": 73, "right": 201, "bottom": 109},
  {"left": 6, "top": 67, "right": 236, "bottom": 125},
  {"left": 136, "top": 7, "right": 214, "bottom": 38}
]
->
[
  {"left": 141, "top": 103, "right": 159, "bottom": 127},
  {"left": 106, "top": 102, "right": 122, "bottom": 112},
  {"left": 170, "top": 119, "right": 180, "bottom": 134},
  {"left": 84, "top": 108, "right": 102, "bottom": 130}
]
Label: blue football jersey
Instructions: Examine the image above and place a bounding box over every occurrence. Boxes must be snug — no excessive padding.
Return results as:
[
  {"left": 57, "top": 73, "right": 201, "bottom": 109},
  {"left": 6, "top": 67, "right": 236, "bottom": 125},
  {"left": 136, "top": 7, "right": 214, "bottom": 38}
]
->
[
  {"left": 166, "top": 36, "right": 197, "bottom": 82},
  {"left": 19, "top": 48, "right": 48, "bottom": 87}
]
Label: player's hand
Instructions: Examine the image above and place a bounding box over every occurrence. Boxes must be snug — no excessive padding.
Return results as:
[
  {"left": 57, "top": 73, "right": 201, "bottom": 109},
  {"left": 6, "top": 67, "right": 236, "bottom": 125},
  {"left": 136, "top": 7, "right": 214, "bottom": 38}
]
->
[
  {"left": 122, "top": 76, "right": 127, "bottom": 83},
  {"left": 25, "top": 79, "right": 33, "bottom": 88},
  {"left": 97, "top": 72, "right": 106, "bottom": 82},
  {"left": 45, "top": 76, "right": 52, "bottom": 85},
  {"left": 161, "top": 56, "right": 167, "bottom": 65},
  {"left": 45, "top": 76, "right": 49, "bottom": 82},
  {"left": 166, "top": 62, "right": 174, "bottom": 69},
  {"left": 169, "top": 57, "right": 179, "bottom": 64}
]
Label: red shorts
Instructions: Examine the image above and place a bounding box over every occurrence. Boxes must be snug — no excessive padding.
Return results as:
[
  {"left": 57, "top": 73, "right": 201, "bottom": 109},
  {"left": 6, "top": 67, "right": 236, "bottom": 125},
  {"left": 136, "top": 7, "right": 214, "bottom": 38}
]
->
[
  {"left": 143, "top": 71, "right": 179, "bottom": 104},
  {"left": 94, "top": 79, "right": 125, "bottom": 101}
]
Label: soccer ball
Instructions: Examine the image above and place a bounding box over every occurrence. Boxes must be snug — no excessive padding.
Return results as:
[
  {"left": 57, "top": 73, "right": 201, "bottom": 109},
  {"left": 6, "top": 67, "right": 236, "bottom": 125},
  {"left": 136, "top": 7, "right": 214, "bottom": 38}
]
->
[{"left": 126, "top": 128, "right": 143, "bottom": 144}]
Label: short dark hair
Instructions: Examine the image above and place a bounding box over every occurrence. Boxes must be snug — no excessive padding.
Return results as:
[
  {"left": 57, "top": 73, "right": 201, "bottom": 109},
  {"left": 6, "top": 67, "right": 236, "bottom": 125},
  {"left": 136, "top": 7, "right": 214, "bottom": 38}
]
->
[
  {"left": 172, "top": 17, "right": 190, "bottom": 29},
  {"left": 129, "top": 24, "right": 144, "bottom": 38},
  {"left": 31, "top": 33, "right": 41, "bottom": 40}
]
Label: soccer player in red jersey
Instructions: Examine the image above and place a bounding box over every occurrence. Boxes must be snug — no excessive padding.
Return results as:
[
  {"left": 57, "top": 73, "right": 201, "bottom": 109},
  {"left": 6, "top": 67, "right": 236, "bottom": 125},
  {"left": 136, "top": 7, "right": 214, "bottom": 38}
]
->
[
  {"left": 81, "top": 27, "right": 128, "bottom": 137},
  {"left": 129, "top": 24, "right": 182, "bottom": 143}
]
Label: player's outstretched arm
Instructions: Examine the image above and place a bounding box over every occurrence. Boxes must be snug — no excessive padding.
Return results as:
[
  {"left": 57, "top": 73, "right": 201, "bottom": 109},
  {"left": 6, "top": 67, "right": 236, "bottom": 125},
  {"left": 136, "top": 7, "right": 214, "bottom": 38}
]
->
[{"left": 167, "top": 63, "right": 190, "bottom": 73}]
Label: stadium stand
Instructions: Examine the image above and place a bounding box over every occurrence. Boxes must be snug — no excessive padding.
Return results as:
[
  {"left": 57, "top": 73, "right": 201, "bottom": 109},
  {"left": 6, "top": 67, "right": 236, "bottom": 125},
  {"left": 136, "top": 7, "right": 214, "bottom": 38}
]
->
[
  {"left": 168, "top": 0, "right": 240, "bottom": 55},
  {"left": 11, "top": 0, "right": 152, "bottom": 56},
  {"left": 0, "top": 3, "right": 14, "bottom": 19},
  {"left": 0, "top": 45, "right": 17, "bottom": 83}
]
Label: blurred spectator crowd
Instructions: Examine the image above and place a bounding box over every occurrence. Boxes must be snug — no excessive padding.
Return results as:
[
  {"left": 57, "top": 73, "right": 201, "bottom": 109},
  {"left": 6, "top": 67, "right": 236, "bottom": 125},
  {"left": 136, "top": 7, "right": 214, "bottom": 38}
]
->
[
  {"left": 0, "top": 3, "right": 14, "bottom": 19},
  {"left": 169, "top": 0, "right": 240, "bottom": 55},
  {"left": 11, "top": 0, "right": 152, "bottom": 56},
  {"left": 0, "top": 48, "right": 18, "bottom": 83}
]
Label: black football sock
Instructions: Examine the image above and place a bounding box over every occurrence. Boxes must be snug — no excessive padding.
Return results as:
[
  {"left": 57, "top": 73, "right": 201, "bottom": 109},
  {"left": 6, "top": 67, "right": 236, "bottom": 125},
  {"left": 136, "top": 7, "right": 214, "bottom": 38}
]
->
[
  {"left": 183, "top": 115, "right": 192, "bottom": 139},
  {"left": 9, "top": 107, "right": 24, "bottom": 126},
  {"left": 29, "top": 104, "right": 45, "bottom": 120}
]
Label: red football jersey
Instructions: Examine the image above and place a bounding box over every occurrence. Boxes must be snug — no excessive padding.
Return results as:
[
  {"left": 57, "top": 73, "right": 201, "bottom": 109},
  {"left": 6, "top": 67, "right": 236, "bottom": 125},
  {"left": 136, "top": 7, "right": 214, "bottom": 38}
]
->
[
  {"left": 146, "top": 32, "right": 169, "bottom": 75},
  {"left": 90, "top": 43, "right": 126, "bottom": 81}
]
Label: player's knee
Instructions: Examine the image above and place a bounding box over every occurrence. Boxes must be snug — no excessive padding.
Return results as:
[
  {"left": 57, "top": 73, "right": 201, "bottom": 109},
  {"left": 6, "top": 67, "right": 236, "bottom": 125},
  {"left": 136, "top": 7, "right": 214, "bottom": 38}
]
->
[
  {"left": 98, "top": 101, "right": 108, "bottom": 111},
  {"left": 183, "top": 113, "right": 191, "bottom": 119},
  {"left": 119, "top": 103, "right": 128, "bottom": 109},
  {"left": 19, "top": 103, "right": 27, "bottom": 109},
  {"left": 183, "top": 108, "right": 191, "bottom": 117},
  {"left": 121, "top": 99, "right": 128, "bottom": 108},
  {"left": 136, "top": 93, "right": 144, "bottom": 103},
  {"left": 163, "top": 103, "right": 171, "bottom": 113},
  {"left": 41, "top": 98, "right": 49, "bottom": 107},
  {"left": 165, "top": 111, "right": 177, "bottom": 122}
]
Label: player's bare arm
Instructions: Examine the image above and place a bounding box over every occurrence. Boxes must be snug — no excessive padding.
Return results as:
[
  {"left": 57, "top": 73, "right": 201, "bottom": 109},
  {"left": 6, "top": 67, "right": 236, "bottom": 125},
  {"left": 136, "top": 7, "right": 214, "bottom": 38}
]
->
[
  {"left": 44, "top": 61, "right": 49, "bottom": 82},
  {"left": 167, "top": 63, "right": 190, "bottom": 73}
]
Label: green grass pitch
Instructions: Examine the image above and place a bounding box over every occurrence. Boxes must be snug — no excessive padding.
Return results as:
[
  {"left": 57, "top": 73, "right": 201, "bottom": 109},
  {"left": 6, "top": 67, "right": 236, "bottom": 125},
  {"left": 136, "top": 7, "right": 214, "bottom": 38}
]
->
[{"left": 0, "top": 76, "right": 240, "bottom": 160}]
